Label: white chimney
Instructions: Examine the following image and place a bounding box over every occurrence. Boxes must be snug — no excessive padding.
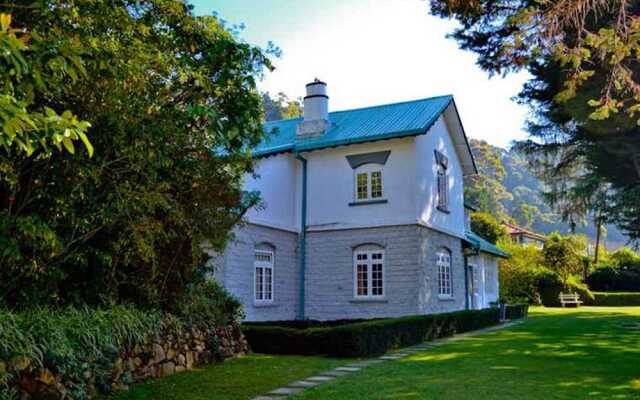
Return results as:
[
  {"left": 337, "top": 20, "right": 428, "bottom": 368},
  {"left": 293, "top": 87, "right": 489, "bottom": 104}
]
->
[{"left": 297, "top": 79, "right": 330, "bottom": 138}]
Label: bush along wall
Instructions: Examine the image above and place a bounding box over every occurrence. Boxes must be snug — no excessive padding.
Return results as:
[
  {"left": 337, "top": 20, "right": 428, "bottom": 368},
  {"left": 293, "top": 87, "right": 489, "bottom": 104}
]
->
[
  {"left": 0, "top": 307, "right": 248, "bottom": 400},
  {"left": 583, "top": 292, "right": 640, "bottom": 306},
  {"left": 243, "top": 308, "right": 512, "bottom": 358}
]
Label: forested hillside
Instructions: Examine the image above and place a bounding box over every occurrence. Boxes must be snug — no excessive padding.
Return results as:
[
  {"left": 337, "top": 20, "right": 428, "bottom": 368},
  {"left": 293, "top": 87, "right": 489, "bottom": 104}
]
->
[{"left": 466, "top": 139, "right": 627, "bottom": 249}]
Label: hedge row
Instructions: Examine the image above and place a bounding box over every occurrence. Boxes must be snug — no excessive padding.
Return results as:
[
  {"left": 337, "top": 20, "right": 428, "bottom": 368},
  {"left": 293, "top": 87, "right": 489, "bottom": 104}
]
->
[
  {"left": 584, "top": 292, "right": 640, "bottom": 307},
  {"left": 243, "top": 308, "right": 520, "bottom": 358},
  {"left": 504, "top": 303, "right": 529, "bottom": 320}
]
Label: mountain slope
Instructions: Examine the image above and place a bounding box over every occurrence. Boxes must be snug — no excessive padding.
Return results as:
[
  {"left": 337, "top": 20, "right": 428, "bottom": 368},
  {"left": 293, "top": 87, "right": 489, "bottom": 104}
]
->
[{"left": 467, "top": 139, "right": 628, "bottom": 249}]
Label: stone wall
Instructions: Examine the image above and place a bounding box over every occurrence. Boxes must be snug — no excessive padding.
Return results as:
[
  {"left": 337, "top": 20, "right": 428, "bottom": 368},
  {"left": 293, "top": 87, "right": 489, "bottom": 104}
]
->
[
  {"left": 215, "top": 223, "right": 300, "bottom": 321},
  {"left": 15, "top": 322, "right": 248, "bottom": 399}
]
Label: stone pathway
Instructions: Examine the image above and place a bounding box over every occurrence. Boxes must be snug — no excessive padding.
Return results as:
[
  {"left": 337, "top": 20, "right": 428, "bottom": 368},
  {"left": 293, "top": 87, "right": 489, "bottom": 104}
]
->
[{"left": 252, "top": 321, "right": 521, "bottom": 399}]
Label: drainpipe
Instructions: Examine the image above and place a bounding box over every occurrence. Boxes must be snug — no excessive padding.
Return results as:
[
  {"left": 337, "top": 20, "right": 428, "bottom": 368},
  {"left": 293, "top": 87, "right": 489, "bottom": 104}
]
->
[{"left": 295, "top": 153, "right": 308, "bottom": 320}]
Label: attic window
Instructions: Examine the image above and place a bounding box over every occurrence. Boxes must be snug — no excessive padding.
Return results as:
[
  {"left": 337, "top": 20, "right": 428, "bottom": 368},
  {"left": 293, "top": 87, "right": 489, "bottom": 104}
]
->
[
  {"left": 435, "top": 150, "right": 449, "bottom": 213},
  {"left": 353, "top": 164, "right": 384, "bottom": 203}
]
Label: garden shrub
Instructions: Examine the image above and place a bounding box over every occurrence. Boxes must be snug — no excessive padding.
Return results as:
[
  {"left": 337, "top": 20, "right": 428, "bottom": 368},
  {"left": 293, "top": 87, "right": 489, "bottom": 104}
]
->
[
  {"left": 243, "top": 308, "right": 506, "bottom": 358},
  {"left": 586, "top": 267, "right": 640, "bottom": 292},
  {"left": 172, "top": 278, "right": 244, "bottom": 327},
  {"left": 538, "top": 271, "right": 594, "bottom": 307},
  {"left": 504, "top": 303, "right": 529, "bottom": 320},
  {"left": 498, "top": 240, "right": 545, "bottom": 304},
  {"left": 584, "top": 292, "right": 640, "bottom": 306}
]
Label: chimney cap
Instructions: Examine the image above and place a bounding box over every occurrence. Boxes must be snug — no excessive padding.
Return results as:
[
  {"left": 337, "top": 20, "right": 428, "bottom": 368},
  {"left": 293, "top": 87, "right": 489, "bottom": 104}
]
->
[{"left": 306, "top": 78, "right": 326, "bottom": 87}]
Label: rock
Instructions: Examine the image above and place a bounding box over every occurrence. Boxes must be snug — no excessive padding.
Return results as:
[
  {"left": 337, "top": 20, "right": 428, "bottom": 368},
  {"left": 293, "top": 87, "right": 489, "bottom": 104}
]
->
[
  {"left": 175, "top": 365, "right": 186, "bottom": 373},
  {"left": 133, "top": 357, "right": 142, "bottom": 368},
  {"left": 83, "top": 370, "right": 92, "bottom": 380},
  {"left": 166, "top": 348, "right": 177, "bottom": 360},
  {"left": 152, "top": 343, "right": 165, "bottom": 364},
  {"left": 160, "top": 362, "right": 175, "bottom": 377},
  {"left": 176, "top": 354, "right": 186, "bottom": 366},
  {"left": 113, "top": 357, "right": 124, "bottom": 375},
  {"left": 186, "top": 352, "right": 194, "bottom": 369}
]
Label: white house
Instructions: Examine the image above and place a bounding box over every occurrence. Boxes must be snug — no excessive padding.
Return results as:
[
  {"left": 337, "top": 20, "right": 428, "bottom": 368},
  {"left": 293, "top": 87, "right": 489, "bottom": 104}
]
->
[{"left": 213, "top": 80, "right": 508, "bottom": 321}]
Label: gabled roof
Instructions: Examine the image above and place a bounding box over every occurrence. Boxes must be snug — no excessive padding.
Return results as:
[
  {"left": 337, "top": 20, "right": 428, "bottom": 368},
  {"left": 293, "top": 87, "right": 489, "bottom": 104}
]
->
[
  {"left": 502, "top": 221, "right": 547, "bottom": 242},
  {"left": 465, "top": 230, "right": 510, "bottom": 258},
  {"left": 256, "top": 95, "right": 477, "bottom": 175}
]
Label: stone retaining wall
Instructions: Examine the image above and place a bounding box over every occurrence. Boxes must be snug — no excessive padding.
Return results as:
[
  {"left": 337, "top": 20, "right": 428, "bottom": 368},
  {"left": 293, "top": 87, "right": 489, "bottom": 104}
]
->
[{"left": 15, "top": 322, "right": 248, "bottom": 399}]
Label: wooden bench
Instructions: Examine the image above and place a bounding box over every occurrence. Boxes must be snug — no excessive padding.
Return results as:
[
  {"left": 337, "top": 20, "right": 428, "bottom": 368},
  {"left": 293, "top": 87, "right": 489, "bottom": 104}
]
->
[{"left": 559, "top": 293, "right": 583, "bottom": 307}]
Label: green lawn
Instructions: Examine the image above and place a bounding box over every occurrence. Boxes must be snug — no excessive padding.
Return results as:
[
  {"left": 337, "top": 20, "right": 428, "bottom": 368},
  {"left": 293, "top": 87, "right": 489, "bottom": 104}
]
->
[
  {"left": 110, "top": 354, "right": 344, "bottom": 400},
  {"left": 112, "top": 307, "right": 640, "bottom": 399},
  {"left": 295, "top": 307, "right": 640, "bottom": 400}
]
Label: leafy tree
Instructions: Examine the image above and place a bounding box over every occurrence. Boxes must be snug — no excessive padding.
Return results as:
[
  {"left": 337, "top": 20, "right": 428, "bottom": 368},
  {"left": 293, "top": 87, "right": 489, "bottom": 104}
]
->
[
  {"left": 470, "top": 212, "right": 507, "bottom": 244},
  {"left": 0, "top": 13, "right": 92, "bottom": 156},
  {"left": 497, "top": 239, "right": 545, "bottom": 304},
  {"left": 429, "top": 0, "right": 640, "bottom": 122},
  {"left": 465, "top": 139, "right": 511, "bottom": 218},
  {"left": 542, "top": 233, "right": 587, "bottom": 286},
  {"left": 608, "top": 247, "right": 640, "bottom": 269},
  {"left": 262, "top": 92, "right": 302, "bottom": 121},
  {"left": 0, "top": 1, "right": 271, "bottom": 309},
  {"left": 429, "top": 0, "right": 640, "bottom": 243}
]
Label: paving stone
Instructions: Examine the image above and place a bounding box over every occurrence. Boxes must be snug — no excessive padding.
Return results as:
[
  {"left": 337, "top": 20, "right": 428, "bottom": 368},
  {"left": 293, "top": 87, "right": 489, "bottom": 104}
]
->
[
  {"left": 289, "top": 380, "right": 321, "bottom": 388},
  {"left": 306, "top": 375, "right": 335, "bottom": 382},
  {"left": 380, "top": 355, "right": 402, "bottom": 360},
  {"left": 322, "top": 370, "right": 350, "bottom": 377},
  {"left": 335, "top": 366, "right": 361, "bottom": 372},
  {"left": 270, "top": 387, "right": 304, "bottom": 396}
]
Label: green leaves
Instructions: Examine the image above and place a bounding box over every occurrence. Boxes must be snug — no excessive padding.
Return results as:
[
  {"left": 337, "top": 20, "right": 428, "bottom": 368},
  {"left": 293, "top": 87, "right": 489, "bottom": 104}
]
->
[{"left": 0, "top": 13, "right": 93, "bottom": 157}]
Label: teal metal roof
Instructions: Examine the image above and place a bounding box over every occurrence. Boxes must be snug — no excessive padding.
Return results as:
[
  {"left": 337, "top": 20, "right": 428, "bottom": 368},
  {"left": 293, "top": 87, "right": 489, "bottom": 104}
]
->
[
  {"left": 256, "top": 95, "right": 454, "bottom": 157},
  {"left": 465, "top": 230, "right": 510, "bottom": 258}
]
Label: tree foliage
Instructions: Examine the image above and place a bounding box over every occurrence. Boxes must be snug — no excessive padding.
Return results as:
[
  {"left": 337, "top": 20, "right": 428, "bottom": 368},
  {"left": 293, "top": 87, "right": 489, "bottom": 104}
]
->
[
  {"left": 429, "top": 0, "right": 640, "bottom": 122},
  {"left": 262, "top": 92, "right": 302, "bottom": 121},
  {"left": 470, "top": 212, "right": 506, "bottom": 244},
  {"left": 542, "top": 233, "right": 587, "bottom": 286},
  {"left": 0, "top": 1, "right": 271, "bottom": 309},
  {"left": 0, "top": 13, "right": 92, "bottom": 156},
  {"left": 430, "top": 0, "right": 640, "bottom": 243},
  {"left": 465, "top": 140, "right": 511, "bottom": 218}
]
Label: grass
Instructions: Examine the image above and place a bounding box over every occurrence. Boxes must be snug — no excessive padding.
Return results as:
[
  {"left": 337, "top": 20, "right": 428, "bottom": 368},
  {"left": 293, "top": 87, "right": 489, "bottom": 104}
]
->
[
  {"left": 294, "top": 307, "right": 640, "bottom": 399},
  {"left": 110, "top": 353, "right": 344, "bottom": 400}
]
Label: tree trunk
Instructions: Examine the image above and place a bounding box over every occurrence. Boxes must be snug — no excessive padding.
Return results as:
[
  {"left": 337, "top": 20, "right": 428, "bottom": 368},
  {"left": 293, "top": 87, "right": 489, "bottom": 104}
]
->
[{"left": 594, "top": 217, "right": 602, "bottom": 264}]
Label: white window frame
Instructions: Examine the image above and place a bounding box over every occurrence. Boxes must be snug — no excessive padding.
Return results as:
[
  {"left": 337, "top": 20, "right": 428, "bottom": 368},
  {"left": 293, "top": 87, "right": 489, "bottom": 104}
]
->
[
  {"left": 254, "top": 249, "right": 274, "bottom": 304},
  {"left": 353, "top": 164, "right": 384, "bottom": 202},
  {"left": 437, "top": 164, "right": 449, "bottom": 211},
  {"left": 353, "top": 248, "right": 385, "bottom": 299},
  {"left": 436, "top": 248, "right": 453, "bottom": 299}
]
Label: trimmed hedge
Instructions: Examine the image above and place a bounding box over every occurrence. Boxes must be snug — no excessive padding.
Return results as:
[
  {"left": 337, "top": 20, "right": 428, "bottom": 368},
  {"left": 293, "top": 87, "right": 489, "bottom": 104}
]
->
[
  {"left": 586, "top": 267, "right": 640, "bottom": 292},
  {"left": 504, "top": 303, "right": 529, "bottom": 320},
  {"left": 243, "top": 308, "right": 510, "bottom": 358},
  {"left": 584, "top": 292, "right": 640, "bottom": 307}
]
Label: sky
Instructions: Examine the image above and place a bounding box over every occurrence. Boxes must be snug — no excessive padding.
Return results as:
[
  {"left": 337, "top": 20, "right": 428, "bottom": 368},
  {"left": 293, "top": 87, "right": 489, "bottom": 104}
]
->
[{"left": 191, "top": 0, "right": 531, "bottom": 149}]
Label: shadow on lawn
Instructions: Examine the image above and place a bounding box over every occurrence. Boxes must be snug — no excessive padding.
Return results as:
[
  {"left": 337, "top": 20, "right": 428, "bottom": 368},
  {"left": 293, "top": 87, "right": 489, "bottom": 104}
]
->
[{"left": 313, "top": 308, "right": 640, "bottom": 400}]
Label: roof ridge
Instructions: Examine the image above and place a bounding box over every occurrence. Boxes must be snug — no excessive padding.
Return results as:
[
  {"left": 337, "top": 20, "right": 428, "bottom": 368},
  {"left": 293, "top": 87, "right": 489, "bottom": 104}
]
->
[{"left": 262, "top": 94, "right": 453, "bottom": 124}]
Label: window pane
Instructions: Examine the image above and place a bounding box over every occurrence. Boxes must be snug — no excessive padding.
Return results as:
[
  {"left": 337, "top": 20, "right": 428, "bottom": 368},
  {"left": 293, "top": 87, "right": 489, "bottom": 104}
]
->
[
  {"left": 255, "top": 267, "right": 263, "bottom": 300},
  {"left": 372, "top": 263, "right": 383, "bottom": 296},
  {"left": 371, "top": 171, "right": 382, "bottom": 198},
  {"left": 357, "top": 264, "right": 368, "bottom": 296},
  {"left": 265, "top": 268, "right": 273, "bottom": 300},
  {"left": 357, "top": 173, "right": 368, "bottom": 200}
]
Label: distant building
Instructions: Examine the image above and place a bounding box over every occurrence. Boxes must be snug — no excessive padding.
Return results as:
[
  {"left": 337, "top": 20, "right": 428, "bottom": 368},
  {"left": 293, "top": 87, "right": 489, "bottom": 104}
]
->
[{"left": 502, "top": 221, "right": 547, "bottom": 249}]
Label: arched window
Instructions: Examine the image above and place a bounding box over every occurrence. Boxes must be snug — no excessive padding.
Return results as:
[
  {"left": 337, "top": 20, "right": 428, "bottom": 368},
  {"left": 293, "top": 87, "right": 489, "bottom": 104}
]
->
[
  {"left": 254, "top": 245, "right": 274, "bottom": 303},
  {"left": 436, "top": 248, "right": 452, "bottom": 298},
  {"left": 353, "top": 245, "right": 384, "bottom": 299},
  {"left": 354, "top": 164, "right": 384, "bottom": 202}
]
